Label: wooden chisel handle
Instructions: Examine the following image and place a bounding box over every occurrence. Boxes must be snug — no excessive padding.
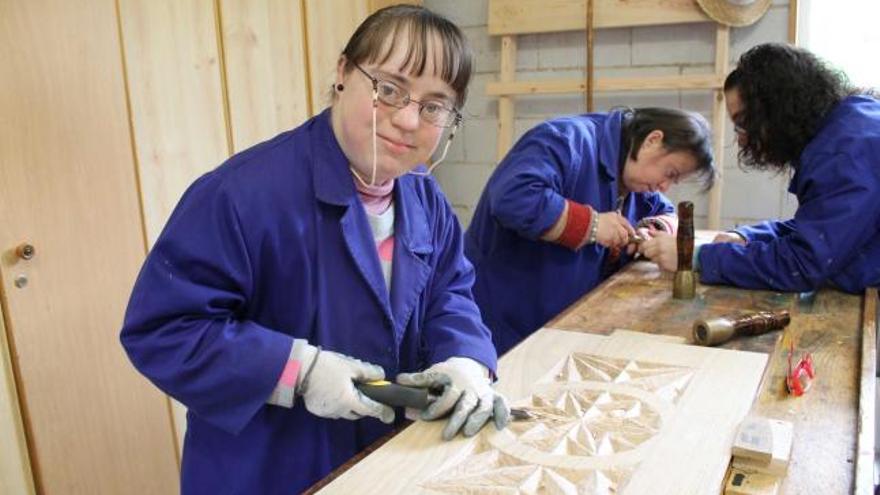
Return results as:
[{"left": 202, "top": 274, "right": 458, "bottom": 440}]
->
[{"left": 676, "top": 201, "right": 694, "bottom": 270}]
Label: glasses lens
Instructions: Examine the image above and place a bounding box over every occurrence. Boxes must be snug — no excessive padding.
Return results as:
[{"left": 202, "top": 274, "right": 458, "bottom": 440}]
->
[{"left": 376, "top": 81, "right": 406, "bottom": 107}]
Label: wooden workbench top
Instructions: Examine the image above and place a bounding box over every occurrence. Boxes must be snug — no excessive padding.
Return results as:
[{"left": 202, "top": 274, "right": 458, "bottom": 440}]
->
[
  {"left": 308, "top": 233, "right": 876, "bottom": 494},
  {"left": 550, "top": 256, "right": 873, "bottom": 494}
]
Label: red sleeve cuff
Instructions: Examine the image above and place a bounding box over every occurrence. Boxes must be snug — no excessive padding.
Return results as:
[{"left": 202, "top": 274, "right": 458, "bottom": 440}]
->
[{"left": 557, "top": 200, "right": 592, "bottom": 250}]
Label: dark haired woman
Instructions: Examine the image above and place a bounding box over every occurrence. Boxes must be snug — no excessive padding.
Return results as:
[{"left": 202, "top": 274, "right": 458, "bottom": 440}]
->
[
  {"left": 120, "top": 5, "right": 508, "bottom": 493},
  {"left": 640, "top": 43, "right": 880, "bottom": 294},
  {"left": 465, "top": 108, "right": 715, "bottom": 355}
]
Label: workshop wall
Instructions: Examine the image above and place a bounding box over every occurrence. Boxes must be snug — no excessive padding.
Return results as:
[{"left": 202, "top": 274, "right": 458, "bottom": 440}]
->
[{"left": 424, "top": 0, "right": 797, "bottom": 230}]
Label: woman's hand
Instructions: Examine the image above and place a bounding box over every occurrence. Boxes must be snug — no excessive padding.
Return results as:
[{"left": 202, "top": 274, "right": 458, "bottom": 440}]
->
[
  {"left": 638, "top": 231, "right": 679, "bottom": 272},
  {"left": 713, "top": 232, "right": 747, "bottom": 245},
  {"left": 596, "top": 212, "right": 635, "bottom": 249}
]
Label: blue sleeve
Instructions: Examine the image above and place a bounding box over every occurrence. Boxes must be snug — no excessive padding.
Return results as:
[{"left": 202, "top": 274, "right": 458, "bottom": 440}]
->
[
  {"left": 699, "top": 152, "right": 879, "bottom": 292},
  {"left": 423, "top": 190, "right": 498, "bottom": 373},
  {"left": 734, "top": 219, "right": 797, "bottom": 243},
  {"left": 647, "top": 192, "right": 675, "bottom": 216},
  {"left": 120, "top": 174, "right": 292, "bottom": 434},
  {"left": 487, "top": 124, "right": 576, "bottom": 240}
]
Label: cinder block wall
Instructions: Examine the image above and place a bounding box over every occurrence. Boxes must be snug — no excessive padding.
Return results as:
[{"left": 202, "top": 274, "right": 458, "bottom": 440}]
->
[{"left": 424, "top": 0, "right": 797, "bottom": 230}]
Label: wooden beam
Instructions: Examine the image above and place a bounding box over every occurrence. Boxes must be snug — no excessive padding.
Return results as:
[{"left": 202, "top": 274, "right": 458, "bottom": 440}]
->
[
  {"left": 855, "top": 288, "right": 877, "bottom": 495},
  {"left": 486, "top": 74, "right": 723, "bottom": 96},
  {"left": 788, "top": 0, "right": 799, "bottom": 45},
  {"left": 708, "top": 25, "right": 729, "bottom": 230},
  {"left": 496, "top": 36, "right": 517, "bottom": 161},
  {"left": 488, "top": 0, "right": 710, "bottom": 35}
]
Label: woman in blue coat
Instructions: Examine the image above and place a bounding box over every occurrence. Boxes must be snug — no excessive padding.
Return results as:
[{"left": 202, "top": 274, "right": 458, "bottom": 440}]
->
[
  {"left": 465, "top": 108, "right": 715, "bottom": 355},
  {"left": 640, "top": 43, "right": 880, "bottom": 294},
  {"left": 120, "top": 6, "right": 508, "bottom": 494}
]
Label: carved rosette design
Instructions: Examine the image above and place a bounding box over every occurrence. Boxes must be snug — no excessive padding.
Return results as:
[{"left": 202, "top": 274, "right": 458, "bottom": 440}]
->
[{"left": 421, "top": 353, "right": 694, "bottom": 494}]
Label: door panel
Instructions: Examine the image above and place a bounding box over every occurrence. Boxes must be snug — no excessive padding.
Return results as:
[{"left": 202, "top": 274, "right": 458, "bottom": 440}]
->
[{"left": 0, "top": 1, "right": 178, "bottom": 493}]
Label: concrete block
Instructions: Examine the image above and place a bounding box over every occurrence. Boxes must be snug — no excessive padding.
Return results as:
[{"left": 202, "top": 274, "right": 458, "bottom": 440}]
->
[
  {"left": 462, "top": 118, "right": 498, "bottom": 163},
  {"left": 464, "top": 26, "right": 499, "bottom": 74},
  {"left": 537, "top": 28, "right": 631, "bottom": 69},
  {"left": 632, "top": 22, "right": 715, "bottom": 66},
  {"left": 465, "top": 73, "right": 497, "bottom": 120},
  {"left": 731, "top": 7, "right": 789, "bottom": 61},
  {"left": 434, "top": 162, "right": 494, "bottom": 210},
  {"left": 423, "top": 0, "right": 488, "bottom": 28},
  {"left": 721, "top": 165, "right": 789, "bottom": 220}
]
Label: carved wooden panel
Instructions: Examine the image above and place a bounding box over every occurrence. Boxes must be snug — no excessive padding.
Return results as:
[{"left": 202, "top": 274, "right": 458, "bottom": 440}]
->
[{"left": 318, "top": 329, "right": 768, "bottom": 494}]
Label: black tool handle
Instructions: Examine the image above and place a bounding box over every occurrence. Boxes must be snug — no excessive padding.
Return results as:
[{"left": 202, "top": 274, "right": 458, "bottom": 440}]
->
[{"left": 356, "top": 382, "right": 432, "bottom": 409}]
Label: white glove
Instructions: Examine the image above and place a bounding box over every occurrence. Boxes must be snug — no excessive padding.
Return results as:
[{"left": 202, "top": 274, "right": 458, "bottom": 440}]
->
[
  {"left": 296, "top": 342, "right": 394, "bottom": 424},
  {"left": 396, "top": 357, "right": 510, "bottom": 440}
]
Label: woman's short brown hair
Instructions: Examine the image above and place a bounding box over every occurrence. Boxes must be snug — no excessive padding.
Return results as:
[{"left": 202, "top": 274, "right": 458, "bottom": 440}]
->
[{"left": 340, "top": 5, "right": 473, "bottom": 108}]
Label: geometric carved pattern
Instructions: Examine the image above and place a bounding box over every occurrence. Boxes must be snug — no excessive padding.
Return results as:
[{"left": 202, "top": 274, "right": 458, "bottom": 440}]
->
[{"left": 421, "top": 353, "right": 695, "bottom": 494}]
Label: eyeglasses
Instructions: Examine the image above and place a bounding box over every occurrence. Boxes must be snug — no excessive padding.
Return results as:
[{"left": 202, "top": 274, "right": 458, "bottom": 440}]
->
[{"left": 352, "top": 62, "right": 461, "bottom": 128}]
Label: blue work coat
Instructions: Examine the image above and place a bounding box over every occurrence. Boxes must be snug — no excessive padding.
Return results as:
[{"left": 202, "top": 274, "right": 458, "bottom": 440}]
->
[
  {"left": 465, "top": 112, "right": 675, "bottom": 355},
  {"left": 120, "top": 109, "right": 496, "bottom": 494},
  {"left": 700, "top": 96, "right": 880, "bottom": 293}
]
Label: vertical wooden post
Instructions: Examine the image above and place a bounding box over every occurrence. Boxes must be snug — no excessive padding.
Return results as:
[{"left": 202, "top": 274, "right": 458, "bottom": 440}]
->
[
  {"left": 788, "top": 0, "right": 799, "bottom": 44},
  {"left": 708, "top": 24, "right": 729, "bottom": 230},
  {"left": 496, "top": 35, "right": 517, "bottom": 161}
]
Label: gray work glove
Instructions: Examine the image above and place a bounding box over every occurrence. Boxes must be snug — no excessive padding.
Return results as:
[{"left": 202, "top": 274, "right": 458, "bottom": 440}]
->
[
  {"left": 296, "top": 341, "right": 394, "bottom": 424},
  {"left": 396, "top": 357, "right": 510, "bottom": 440}
]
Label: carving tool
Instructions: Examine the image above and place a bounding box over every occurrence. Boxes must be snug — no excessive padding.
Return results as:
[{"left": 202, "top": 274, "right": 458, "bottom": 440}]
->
[
  {"left": 673, "top": 201, "right": 695, "bottom": 299},
  {"left": 356, "top": 380, "right": 533, "bottom": 419},
  {"left": 692, "top": 310, "right": 791, "bottom": 346}
]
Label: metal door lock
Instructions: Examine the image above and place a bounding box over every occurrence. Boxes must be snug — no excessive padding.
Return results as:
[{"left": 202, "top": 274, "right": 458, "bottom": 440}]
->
[{"left": 16, "top": 243, "right": 35, "bottom": 260}]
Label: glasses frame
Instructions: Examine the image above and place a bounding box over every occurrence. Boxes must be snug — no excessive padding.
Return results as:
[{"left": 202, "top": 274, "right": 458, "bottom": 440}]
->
[{"left": 352, "top": 62, "right": 462, "bottom": 128}]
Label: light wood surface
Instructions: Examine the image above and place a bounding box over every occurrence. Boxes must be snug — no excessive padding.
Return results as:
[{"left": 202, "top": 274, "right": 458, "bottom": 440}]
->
[
  {"left": 488, "top": 0, "right": 710, "bottom": 35},
  {"left": 855, "top": 288, "right": 877, "bottom": 495},
  {"left": 550, "top": 244, "right": 872, "bottom": 493},
  {"left": 118, "top": 0, "right": 231, "bottom": 246},
  {"left": 496, "top": 35, "right": 517, "bottom": 161},
  {"left": 318, "top": 329, "right": 767, "bottom": 494},
  {"left": 0, "top": 1, "right": 179, "bottom": 492},
  {"left": 0, "top": 306, "right": 35, "bottom": 495},
  {"left": 220, "top": 0, "right": 311, "bottom": 151},
  {"left": 486, "top": 74, "right": 724, "bottom": 97},
  {"left": 303, "top": 0, "right": 369, "bottom": 114},
  {"left": 708, "top": 25, "right": 729, "bottom": 230}
]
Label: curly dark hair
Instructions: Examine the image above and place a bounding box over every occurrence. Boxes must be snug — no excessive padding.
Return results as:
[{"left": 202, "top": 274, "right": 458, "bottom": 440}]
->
[{"left": 724, "top": 43, "right": 852, "bottom": 172}]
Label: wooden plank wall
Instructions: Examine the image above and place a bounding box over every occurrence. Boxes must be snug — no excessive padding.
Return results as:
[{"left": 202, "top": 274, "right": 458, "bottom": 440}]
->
[{"left": 1, "top": 0, "right": 405, "bottom": 478}]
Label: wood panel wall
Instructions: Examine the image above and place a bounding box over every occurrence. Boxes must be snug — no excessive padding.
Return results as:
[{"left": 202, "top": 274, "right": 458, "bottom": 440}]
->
[{"left": 1, "top": 0, "right": 409, "bottom": 484}]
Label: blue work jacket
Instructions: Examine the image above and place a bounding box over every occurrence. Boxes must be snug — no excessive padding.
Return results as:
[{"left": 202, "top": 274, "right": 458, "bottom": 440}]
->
[
  {"left": 465, "top": 112, "right": 674, "bottom": 355},
  {"left": 120, "top": 109, "right": 496, "bottom": 494},
  {"left": 700, "top": 96, "right": 880, "bottom": 293}
]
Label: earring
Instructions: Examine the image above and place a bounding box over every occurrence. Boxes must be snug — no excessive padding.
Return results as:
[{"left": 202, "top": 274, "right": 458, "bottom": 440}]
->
[{"left": 335, "top": 83, "right": 344, "bottom": 92}]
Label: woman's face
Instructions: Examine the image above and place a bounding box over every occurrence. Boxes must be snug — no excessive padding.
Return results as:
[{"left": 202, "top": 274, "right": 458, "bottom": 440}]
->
[
  {"left": 622, "top": 130, "right": 698, "bottom": 194},
  {"left": 331, "top": 36, "right": 457, "bottom": 184},
  {"left": 725, "top": 87, "right": 748, "bottom": 148}
]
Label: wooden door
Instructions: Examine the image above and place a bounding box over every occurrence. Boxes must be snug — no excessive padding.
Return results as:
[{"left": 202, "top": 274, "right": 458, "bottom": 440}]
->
[{"left": 0, "top": 1, "right": 179, "bottom": 493}]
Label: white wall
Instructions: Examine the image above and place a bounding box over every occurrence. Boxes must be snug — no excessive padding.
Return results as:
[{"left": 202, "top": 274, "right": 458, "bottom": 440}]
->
[{"left": 424, "top": 0, "right": 798, "bottom": 230}]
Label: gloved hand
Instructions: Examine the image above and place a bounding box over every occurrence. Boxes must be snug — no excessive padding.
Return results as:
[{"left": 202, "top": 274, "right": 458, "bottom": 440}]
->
[
  {"left": 296, "top": 342, "right": 394, "bottom": 424},
  {"left": 396, "top": 357, "right": 510, "bottom": 440}
]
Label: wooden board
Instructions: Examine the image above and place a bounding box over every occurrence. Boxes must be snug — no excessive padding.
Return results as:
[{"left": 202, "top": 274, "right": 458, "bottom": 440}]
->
[
  {"left": 0, "top": 304, "right": 35, "bottom": 495},
  {"left": 118, "top": 0, "right": 230, "bottom": 246},
  {"left": 550, "top": 251, "right": 868, "bottom": 493},
  {"left": 488, "top": 0, "right": 711, "bottom": 35},
  {"left": 318, "top": 329, "right": 767, "bottom": 494},
  {"left": 0, "top": 1, "right": 179, "bottom": 492},
  {"left": 220, "top": 0, "right": 311, "bottom": 152}
]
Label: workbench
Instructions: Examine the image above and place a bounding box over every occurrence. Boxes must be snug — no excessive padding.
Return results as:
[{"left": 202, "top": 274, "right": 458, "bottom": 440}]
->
[{"left": 308, "top": 233, "right": 877, "bottom": 494}]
